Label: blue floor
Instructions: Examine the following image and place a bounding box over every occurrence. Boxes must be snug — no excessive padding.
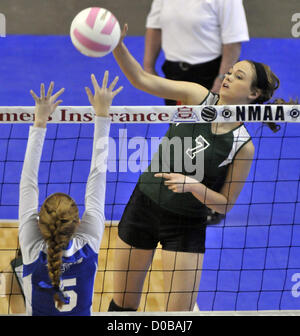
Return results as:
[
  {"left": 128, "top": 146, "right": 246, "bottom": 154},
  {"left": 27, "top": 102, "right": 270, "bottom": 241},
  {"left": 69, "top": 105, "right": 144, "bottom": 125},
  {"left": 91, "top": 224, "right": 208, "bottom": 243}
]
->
[{"left": 0, "top": 35, "right": 299, "bottom": 310}]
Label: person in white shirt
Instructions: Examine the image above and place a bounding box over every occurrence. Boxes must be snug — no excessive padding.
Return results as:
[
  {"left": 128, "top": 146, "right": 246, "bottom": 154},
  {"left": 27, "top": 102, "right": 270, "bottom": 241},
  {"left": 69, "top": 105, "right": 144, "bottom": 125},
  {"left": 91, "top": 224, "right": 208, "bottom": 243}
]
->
[
  {"left": 18, "top": 72, "right": 122, "bottom": 315},
  {"left": 144, "top": 0, "right": 249, "bottom": 97}
]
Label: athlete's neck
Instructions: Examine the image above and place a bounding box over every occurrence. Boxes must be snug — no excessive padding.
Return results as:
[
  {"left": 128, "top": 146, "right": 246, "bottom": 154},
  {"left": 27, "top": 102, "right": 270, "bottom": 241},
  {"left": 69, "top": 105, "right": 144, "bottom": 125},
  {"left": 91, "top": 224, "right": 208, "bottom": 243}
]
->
[
  {"left": 211, "top": 122, "right": 243, "bottom": 135},
  {"left": 213, "top": 96, "right": 244, "bottom": 134},
  {"left": 217, "top": 97, "right": 249, "bottom": 106}
]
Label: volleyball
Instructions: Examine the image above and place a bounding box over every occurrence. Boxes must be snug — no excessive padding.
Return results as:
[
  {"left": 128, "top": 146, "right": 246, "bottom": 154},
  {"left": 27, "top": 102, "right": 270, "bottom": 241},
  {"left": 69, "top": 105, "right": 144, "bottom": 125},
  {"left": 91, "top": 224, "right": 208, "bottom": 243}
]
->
[{"left": 70, "top": 7, "right": 121, "bottom": 58}]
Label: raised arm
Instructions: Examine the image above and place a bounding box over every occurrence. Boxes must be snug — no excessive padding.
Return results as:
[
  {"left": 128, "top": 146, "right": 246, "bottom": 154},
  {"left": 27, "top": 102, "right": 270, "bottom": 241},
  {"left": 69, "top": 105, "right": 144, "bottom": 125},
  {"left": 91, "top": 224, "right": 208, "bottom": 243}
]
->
[
  {"left": 19, "top": 83, "right": 64, "bottom": 257},
  {"left": 77, "top": 72, "right": 123, "bottom": 251},
  {"left": 113, "top": 24, "right": 208, "bottom": 105},
  {"left": 211, "top": 43, "right": 242, "bottom": 93}
]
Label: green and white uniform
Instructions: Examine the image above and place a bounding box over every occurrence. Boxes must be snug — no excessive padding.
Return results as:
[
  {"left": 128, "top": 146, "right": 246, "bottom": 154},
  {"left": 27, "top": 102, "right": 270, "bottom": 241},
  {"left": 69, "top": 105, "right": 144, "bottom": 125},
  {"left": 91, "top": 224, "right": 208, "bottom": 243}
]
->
[{"left": 138, "top": 92, "right": 251, "bottom": 218}]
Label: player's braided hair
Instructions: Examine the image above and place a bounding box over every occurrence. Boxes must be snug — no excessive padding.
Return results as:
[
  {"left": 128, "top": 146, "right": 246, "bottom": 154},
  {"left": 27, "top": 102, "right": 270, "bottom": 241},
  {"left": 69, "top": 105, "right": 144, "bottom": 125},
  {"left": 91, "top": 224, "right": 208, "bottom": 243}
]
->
[
  {"left": 38, "top": 193, "right": 80, "bottom": 309},
  {"left": 247, "top": 61, "right": 298, "bottom": 133}
]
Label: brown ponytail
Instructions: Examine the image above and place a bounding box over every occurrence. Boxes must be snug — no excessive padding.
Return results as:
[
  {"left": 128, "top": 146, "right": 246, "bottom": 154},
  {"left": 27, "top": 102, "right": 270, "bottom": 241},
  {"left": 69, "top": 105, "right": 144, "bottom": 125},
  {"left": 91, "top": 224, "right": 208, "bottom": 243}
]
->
[
  {"left": 38, "top": 193, "right": 79, "bottom": 309},
  {"left": 247, "top": 61, "right": 280, "bottom": 104},
  {"left": 264, "top": 98, "right": 299, "bottom": 133},
  {"left": 247, "top": 61, "right": 298, "bottom": 133}
]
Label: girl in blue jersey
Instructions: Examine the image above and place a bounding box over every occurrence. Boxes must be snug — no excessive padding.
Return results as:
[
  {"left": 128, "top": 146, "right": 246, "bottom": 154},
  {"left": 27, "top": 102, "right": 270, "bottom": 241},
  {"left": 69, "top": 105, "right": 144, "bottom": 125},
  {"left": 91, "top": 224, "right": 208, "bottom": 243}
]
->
[
  {"left": 108, "top": 24, "right": 294, "bottom": 312},
  {"left": 19, "top": 72, "right": 122, "bottom": 315}
]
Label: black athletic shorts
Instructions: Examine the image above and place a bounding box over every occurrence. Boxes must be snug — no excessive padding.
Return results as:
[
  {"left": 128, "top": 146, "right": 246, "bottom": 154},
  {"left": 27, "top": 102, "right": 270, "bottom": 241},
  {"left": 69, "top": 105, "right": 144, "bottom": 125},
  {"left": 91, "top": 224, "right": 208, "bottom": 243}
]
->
[{"left": 118, "top": 185, "right": 207, "bottom": 253}]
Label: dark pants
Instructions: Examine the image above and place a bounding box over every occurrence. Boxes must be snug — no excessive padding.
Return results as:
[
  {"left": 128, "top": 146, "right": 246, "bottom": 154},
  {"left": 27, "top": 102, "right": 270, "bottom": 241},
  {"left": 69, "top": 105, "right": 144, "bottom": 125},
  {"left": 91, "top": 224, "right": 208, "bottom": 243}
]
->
[{"left": 161, "top": 56, "right": 222, "bottom": 105}]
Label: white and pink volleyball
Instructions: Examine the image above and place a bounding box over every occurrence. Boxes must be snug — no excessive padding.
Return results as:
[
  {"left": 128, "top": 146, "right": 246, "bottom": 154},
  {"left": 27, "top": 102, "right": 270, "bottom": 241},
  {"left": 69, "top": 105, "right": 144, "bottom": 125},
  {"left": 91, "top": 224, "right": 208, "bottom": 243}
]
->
[{"left": 70, "top": 7, "right": 121, "bottom": 57}]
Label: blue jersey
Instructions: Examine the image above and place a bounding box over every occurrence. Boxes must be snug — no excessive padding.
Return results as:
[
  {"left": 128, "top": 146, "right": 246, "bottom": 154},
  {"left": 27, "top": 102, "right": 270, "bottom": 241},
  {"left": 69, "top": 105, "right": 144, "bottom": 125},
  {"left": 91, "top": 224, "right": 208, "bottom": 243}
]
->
[{"left": 19, "top": 117, "right": 110, "bottom": 316}]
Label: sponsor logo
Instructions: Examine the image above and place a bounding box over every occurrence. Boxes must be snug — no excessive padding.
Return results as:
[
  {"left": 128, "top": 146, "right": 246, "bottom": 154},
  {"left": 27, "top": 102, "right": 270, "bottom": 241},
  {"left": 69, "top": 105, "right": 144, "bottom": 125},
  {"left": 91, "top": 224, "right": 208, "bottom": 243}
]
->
[
  {"left": 201, "top": 106, "right": 217, "bottom": 122},
  {"left": 171, "top": 106, "right": 199, "bottom": 122},
  {"left": 0, "top": 106, "right": 299, "bottom": 123},
  {"left": 236, "top": 105, "right": 285, "bottom": 121},
  {"left": 289, "top": 107, "right": 300, "bottom": 119},
  {"left": 221, "top": 108, "right": 232, "bottom": 119}
]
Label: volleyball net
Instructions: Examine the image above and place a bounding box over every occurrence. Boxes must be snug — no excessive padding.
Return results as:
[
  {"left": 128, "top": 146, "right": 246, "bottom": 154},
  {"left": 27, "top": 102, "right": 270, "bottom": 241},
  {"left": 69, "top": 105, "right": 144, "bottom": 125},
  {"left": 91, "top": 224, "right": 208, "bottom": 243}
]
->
[{"left": 0, "top": 104, "right": 299, "bottom": 314}]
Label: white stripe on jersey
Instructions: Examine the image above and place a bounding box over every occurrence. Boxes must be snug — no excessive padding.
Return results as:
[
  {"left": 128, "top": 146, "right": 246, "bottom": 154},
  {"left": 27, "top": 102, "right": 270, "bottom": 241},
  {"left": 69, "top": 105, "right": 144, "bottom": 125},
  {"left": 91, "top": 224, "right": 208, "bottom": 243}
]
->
[{"left": 218, "top": 125, "right": 251, "bottom": 167}]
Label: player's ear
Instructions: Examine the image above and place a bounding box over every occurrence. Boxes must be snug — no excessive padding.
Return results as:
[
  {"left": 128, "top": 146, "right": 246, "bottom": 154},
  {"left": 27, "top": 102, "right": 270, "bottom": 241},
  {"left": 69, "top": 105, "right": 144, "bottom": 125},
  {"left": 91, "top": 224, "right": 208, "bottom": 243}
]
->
[{"left": 248, "top": 88, "right": 261, "bottom": 102}]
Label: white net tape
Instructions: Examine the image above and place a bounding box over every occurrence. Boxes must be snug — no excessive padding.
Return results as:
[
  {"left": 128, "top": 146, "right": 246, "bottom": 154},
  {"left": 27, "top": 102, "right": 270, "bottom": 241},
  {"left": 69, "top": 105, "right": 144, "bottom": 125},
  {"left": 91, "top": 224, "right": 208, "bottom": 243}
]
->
[{"left": 0, "top": 105, "right": 299, "bottom": 123}]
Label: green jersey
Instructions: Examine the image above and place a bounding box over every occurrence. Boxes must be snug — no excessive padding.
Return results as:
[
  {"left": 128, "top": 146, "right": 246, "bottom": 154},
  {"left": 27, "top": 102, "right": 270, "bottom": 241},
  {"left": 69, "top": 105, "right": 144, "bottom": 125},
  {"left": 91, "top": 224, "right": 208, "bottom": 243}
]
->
[{"left": 138, "top": 92, "right": 252, "bottom": 218}]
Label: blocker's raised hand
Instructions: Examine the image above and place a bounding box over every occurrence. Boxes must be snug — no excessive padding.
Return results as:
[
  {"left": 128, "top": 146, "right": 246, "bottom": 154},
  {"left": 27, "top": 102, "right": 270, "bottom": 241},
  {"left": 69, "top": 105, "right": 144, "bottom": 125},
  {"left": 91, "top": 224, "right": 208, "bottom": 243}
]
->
[
  {"left": 85, "top": 71, "right": 123, "bottom": 117},
  {"left": 30, "top": 82, "right": 65, "bottom": 128}
]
